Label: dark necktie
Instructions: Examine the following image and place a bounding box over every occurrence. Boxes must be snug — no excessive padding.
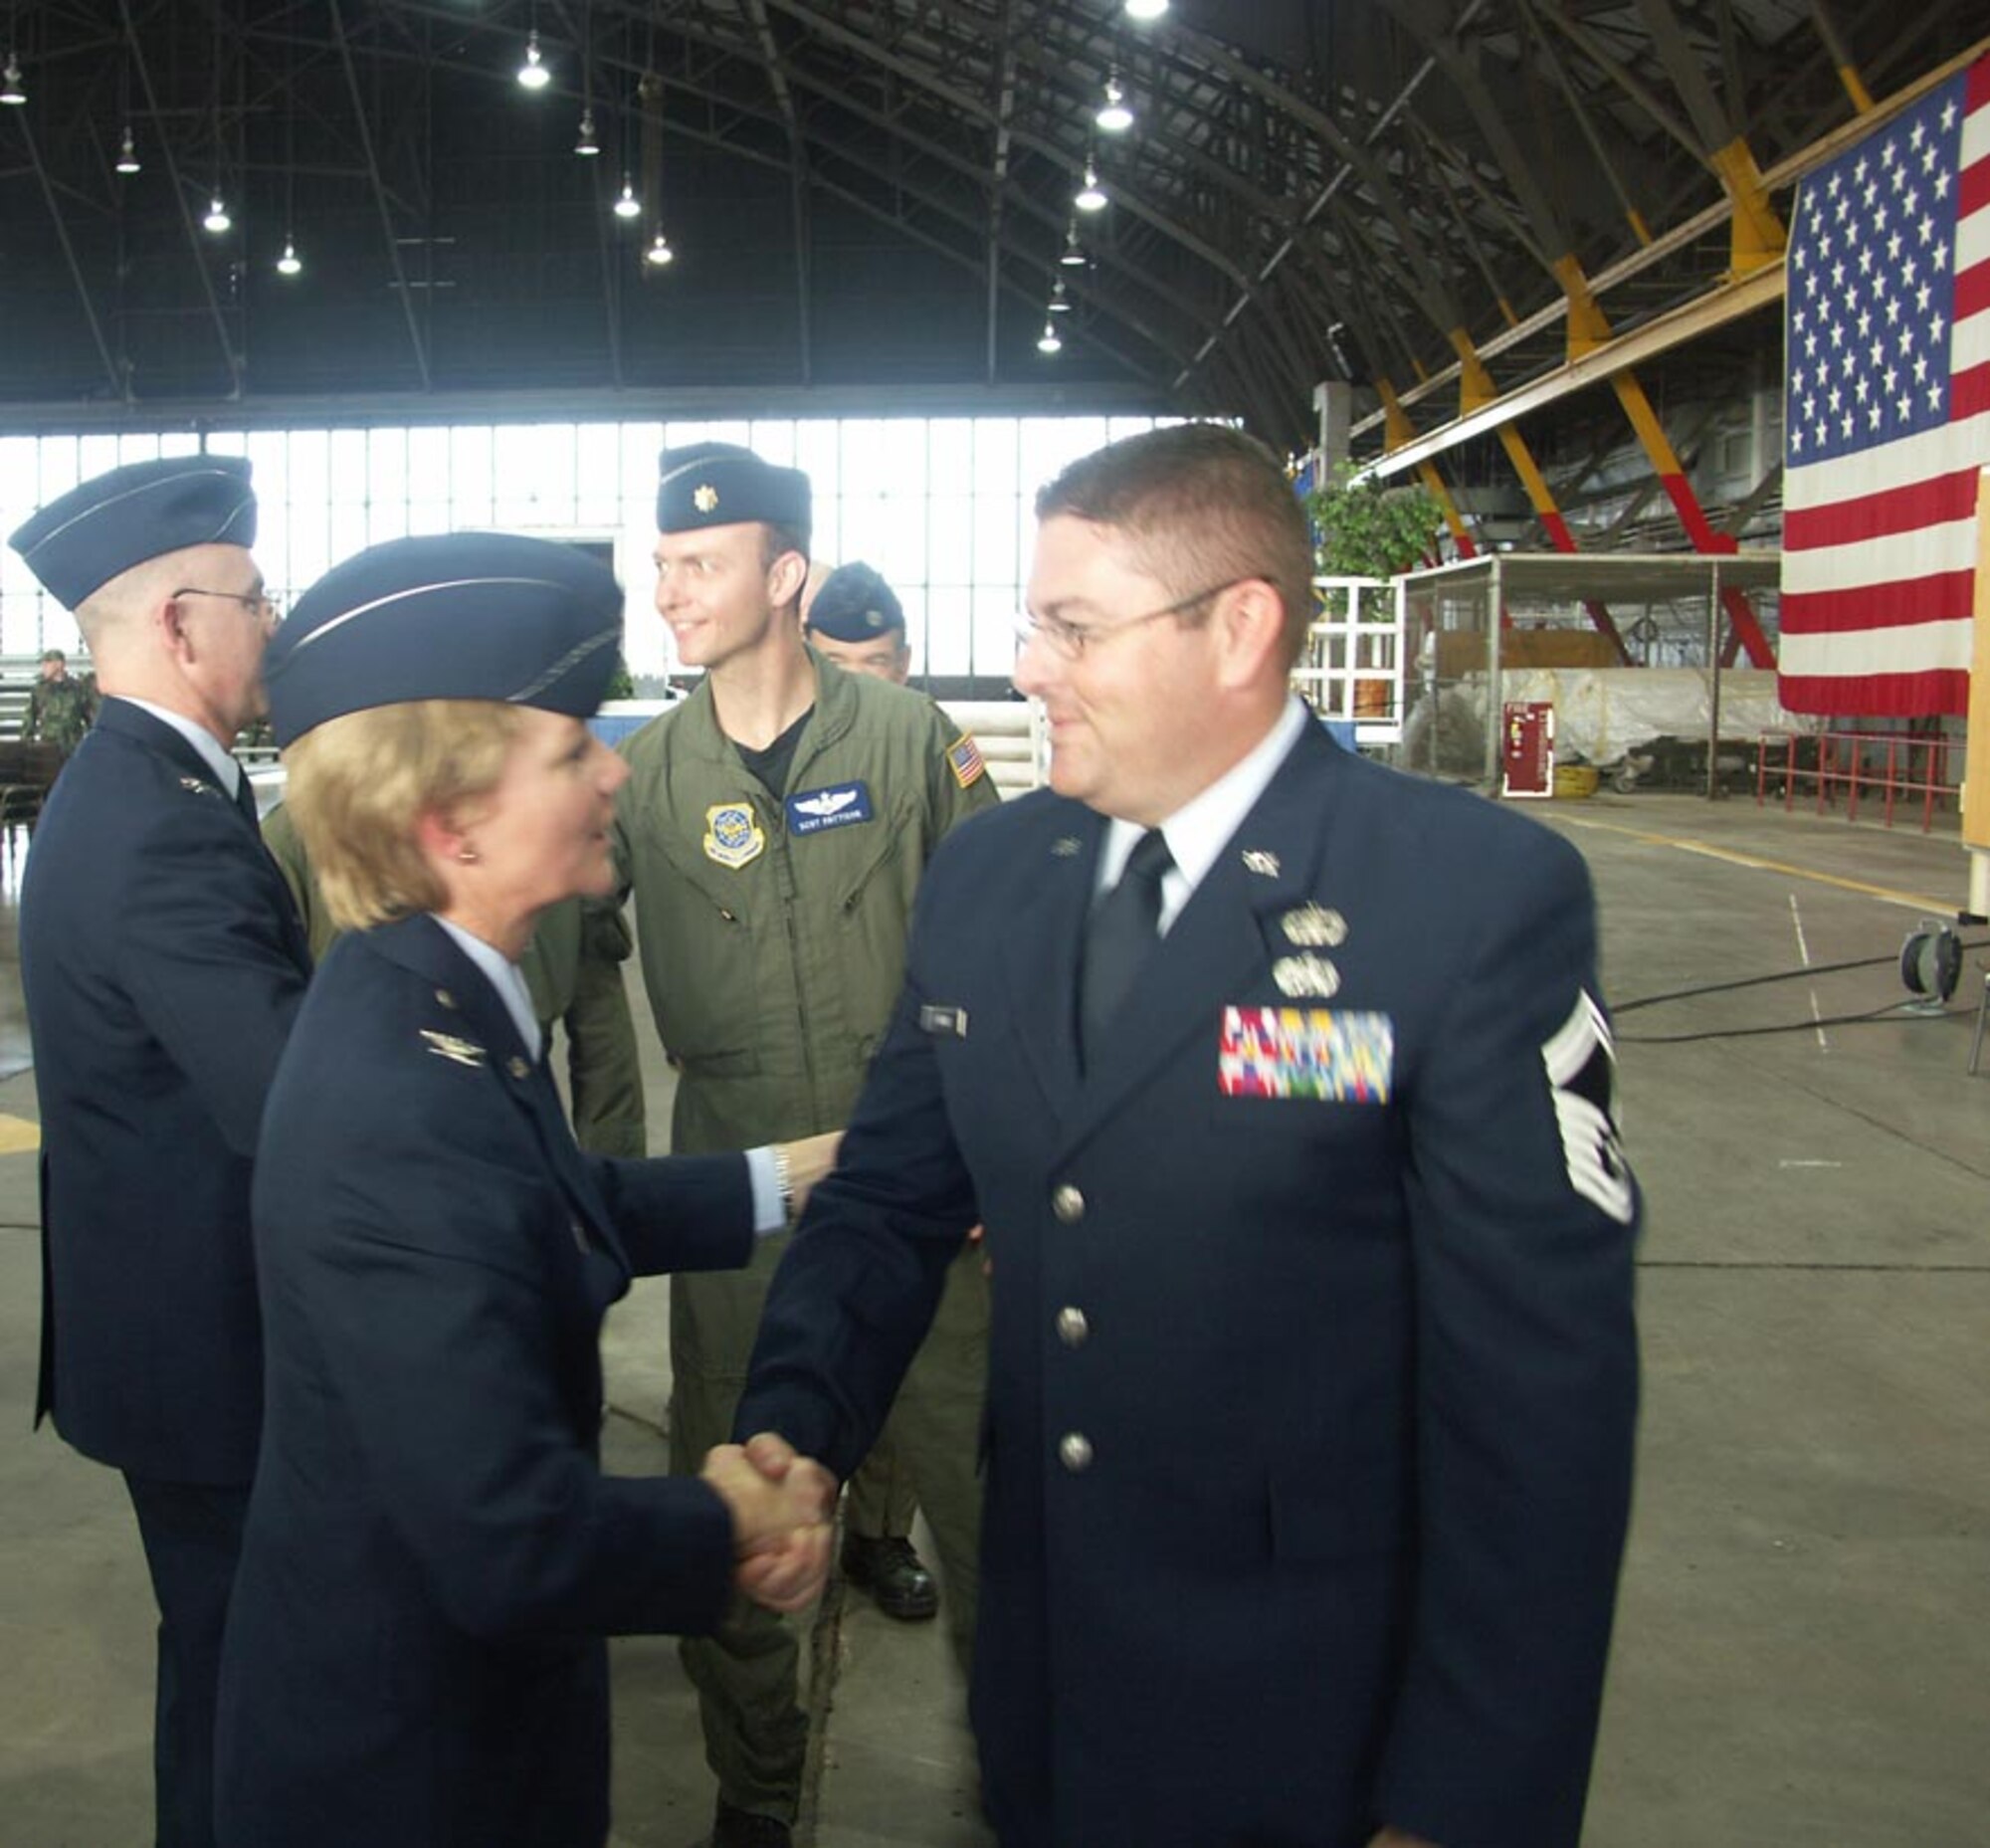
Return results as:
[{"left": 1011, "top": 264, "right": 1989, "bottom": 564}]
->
[
  {"left": 233, "top": 769, "right": 260, "bottom": 834},
  {"left": 1079, "top": 828, "right": 1174, "bottom": 1064}
]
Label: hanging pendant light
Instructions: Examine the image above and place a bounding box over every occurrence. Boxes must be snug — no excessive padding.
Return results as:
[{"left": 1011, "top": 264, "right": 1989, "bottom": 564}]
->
[
  {"left": 1036, "top": 319, "right": 1063, "bottom": 355},
  {"left": 1074, "top": 159, "right": 1107, "bottom": 213},
  {"left": 574, "top": 107, "right": 600, "bottom": 156},
  {"left": 645, "top": 231, "right": 675, "bottom": 267},
  {"left": 0, "top": 52, "right": 25, "bottom": 106},
  {"left": 115, "top": 125, "right": 142, "bottom": 174},
  {"left": 1095, "top": 75, "right": 1133, "bottom": 134},
  {"left": 276, "top": 238, "right": 302, "bottom": 277},
  {"left": 517, "top": 29, "right": 550, "bottom": 91},
  {"left": 613, "top": 176, "right": 641, "bottom": 219},
  {"left": 203, "top": 195, "right": 232, "bottom": 234}
]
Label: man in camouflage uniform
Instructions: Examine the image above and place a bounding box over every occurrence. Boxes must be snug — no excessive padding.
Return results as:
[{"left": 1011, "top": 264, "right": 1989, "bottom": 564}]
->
[
  {"left": 613, "top": 444, "right": 996, "bottom": 1848},
  {"left": 22, "top": 647, "right": 99, "bottom": 757}
]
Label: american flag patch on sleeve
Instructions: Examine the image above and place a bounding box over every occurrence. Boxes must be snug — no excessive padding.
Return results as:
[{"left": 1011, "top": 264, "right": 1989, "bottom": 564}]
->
[{"left": 946, "top": 734, "right": 985, "bottom": 788}]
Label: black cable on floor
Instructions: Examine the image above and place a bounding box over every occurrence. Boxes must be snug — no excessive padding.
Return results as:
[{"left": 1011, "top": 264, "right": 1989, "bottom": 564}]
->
[{"left": 1614, "top": 938, "right": 1990, "bottom": 1014}]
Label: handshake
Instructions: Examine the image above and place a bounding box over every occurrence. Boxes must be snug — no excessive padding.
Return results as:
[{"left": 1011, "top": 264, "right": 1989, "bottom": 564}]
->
[{"left": 700, "top": 1432, "right": 839, "bottom": 1613}]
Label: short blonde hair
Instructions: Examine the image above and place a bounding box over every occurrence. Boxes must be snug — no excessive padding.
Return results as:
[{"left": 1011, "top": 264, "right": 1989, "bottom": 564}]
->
[{"left": 283, "top": 701, "right": 522, "bottom": 931}]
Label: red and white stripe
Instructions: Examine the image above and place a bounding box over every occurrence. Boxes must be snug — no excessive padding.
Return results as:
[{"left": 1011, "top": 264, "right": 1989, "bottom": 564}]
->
[{"left": 1779, "top": 54, "right": 1990, "bottom": 717}]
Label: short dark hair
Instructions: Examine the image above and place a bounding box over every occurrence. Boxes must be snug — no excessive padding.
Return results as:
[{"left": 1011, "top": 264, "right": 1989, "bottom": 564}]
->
[
  {"left": 1036, "top": 424, "right": 1315, "bottom": 669},
  {"left": 758, "top": 522, "right": 810, "bottom": 573}
]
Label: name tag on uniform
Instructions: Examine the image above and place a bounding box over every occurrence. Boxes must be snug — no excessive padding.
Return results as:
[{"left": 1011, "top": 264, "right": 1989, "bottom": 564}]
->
[
  {"left": 786, "top": 780, "right": 875, "bottom": 837},
  {"left": 918, "top": 1003, "right": 969, "bottom": 1038},
  {"left": 1217, "top": 1006, "right": 1392, "bottom": 1103}
]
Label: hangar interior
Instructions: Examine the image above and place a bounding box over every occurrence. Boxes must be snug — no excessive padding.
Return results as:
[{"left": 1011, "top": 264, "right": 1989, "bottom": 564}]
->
[{"left": 2, "top": 3, "right": 1988, "bottom": 1845}]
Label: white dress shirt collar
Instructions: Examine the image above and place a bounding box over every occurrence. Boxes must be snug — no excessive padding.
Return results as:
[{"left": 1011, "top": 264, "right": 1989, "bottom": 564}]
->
[
  {"left": 114, "top": 695, "right": 244, "bottom": 796},
  {"left": 1094, "top": 696, "right": 1309, "bottom": 934},
  {"left": 431, "top": 916, "right": 543, "bottom": 1064}
]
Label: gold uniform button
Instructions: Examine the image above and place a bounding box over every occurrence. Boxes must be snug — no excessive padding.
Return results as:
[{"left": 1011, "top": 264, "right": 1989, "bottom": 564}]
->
[
  {"left": 1055, "top": 1307, "right": 1089, "bottom": 1347},
  {"left": 1051, "top": 1184, "right": 1086, "bottom": 1224},
  {"left": 1058, "top": 1432, "right": 1094, "bottom": 1473}
]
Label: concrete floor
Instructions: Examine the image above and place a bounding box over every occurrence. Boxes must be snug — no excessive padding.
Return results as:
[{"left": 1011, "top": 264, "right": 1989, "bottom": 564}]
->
[{"left": 0, "top": 787, "right": 1985, "bottom": 1846}]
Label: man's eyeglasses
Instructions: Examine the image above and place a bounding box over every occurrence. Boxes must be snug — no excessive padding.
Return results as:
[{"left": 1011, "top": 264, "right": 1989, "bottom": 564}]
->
[
  {"left": 1013, "top": 578, "right": 1246, "bottom": 662},
  {"left": 173, "top": 586, "right": 281, "bottom": 626}
]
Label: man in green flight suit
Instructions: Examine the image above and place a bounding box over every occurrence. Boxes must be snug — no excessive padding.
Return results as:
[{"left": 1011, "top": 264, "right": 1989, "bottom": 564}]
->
[
  {"left": 613, "top": 444, "right": 997, "bottom": 1848},
  {"left": 22, "top": 647, "right": 100, "bottom": 759},
  {"left": 263, "top": 801, "right": 645, "bottom": 1157}
]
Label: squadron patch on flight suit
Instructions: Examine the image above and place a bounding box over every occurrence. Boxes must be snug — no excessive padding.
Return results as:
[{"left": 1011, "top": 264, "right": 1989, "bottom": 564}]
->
[
  {"left": 786, "top": 781, "right": 874, "bottom": 837},
  {"left": 946, "top": 734, "right": 986, "bottom": 788},
  {"left": 1541, "top": 991, "right": 1635, "bottom": 1225},
  {"left": 1218, "top": 1005, "right": 1391, "bottom": 1102},
  {"left": 702, "top": 801, "right": 766, "bottom": 869}
]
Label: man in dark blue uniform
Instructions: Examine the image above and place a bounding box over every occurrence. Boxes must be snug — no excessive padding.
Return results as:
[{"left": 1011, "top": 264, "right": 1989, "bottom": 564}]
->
[
  {"left": 9, "top": 456, "right": 310, "bottom": 1848},
  {"left": 736, "top": 424, "right": 1641, "bottom": 1848}
]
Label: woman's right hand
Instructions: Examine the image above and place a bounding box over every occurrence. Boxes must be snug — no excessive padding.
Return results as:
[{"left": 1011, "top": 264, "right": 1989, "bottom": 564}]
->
[
  {"left": 773, "top": 1129, "right": 843, "bottom": 1220},
  {"left": 701, "top": 1437, "right": 836, "bottom": 1612}
]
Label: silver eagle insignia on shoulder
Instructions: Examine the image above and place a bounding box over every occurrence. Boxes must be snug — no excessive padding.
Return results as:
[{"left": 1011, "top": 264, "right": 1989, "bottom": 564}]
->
[{"left": 420, "top": 1029, "right": 488, "bottom": 1069}]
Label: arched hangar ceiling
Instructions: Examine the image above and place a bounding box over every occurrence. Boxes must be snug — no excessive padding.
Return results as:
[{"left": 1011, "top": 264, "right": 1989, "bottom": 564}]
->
[{"left": 0, "top": 1, "right": 1983, "bottom": 447}]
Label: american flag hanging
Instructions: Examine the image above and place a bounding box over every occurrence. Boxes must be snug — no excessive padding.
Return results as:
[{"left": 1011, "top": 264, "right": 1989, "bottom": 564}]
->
[{"left": 1779, "top": 54, "right": 1989, "bottom": 718}]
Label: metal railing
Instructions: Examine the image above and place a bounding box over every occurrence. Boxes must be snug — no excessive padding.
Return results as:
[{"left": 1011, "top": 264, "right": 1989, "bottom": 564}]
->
[{"left": 1755, "top": 728, "right": 1961, "bottom": 832}]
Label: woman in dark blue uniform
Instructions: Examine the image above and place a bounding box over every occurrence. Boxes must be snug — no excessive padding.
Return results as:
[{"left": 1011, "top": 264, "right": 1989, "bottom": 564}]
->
[{"left": 214, "top": 533, "right": 836, "bottom": 1848}]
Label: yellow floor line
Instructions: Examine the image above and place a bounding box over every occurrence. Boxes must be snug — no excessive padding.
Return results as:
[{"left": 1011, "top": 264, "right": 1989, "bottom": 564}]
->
[
  {"left": 1552, "top": 813, "right": 1956, "bottom": 914},
  {"left": 0, "top": 1114, "right": 40, "bottom": 1155}
]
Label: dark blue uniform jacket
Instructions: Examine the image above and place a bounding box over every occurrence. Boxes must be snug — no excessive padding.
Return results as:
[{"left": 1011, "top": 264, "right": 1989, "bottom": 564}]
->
[
  {"left": 216, "top": 914, "right": 754, "bottom": 1847},
  {"left": 20, "top": 698, "right": 309, "bottom": 1484},
  {"left": 739, "top": 720, "right": 1641, "bottom": 1848}
]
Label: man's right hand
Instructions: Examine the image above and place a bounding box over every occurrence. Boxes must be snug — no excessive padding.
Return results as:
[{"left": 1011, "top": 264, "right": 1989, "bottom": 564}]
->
[{"left": 700, "top": 1436, "right": 837, "bottom": 1612}]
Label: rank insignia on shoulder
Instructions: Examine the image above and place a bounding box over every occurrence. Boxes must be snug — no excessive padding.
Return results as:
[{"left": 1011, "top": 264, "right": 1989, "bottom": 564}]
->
[
  {"left": 1052, "top": 836, "right": 1081, "bottom": 857},
  {"left": 946, "top": 733, "right": 985, "bottom": 789},
  {"left": 178, "top": 776, "right": 221, "bottom": 799},
  {"left": 1241, "top": 849, "right": 1281, "bottom": 877},
  {"left": 703, "top": 801, "right": 766, "bottom": 869},
  {"left": 420, "top": 1029, "right": 487, "bottom": 1069},
  {"left": 1281, "top": 903, "right": 1348, "bottom": 948},
  {"left": 918, "top": 1003, "right": 969, "bottom": 1038},
  {"left": 1218, "top": 1006, "right": 1391, "bottom": 1103},
  {"left": 1541, "top": 991, "right": 1635, "bottom": 1226},
  {"left": 1273, "top": 953, "right": 1340, "bottom": 999}
]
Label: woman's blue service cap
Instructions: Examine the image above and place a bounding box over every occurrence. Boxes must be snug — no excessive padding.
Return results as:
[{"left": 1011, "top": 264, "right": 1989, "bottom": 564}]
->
[{"left": 265, "top": 532, "right": 625, "bottom": 747}]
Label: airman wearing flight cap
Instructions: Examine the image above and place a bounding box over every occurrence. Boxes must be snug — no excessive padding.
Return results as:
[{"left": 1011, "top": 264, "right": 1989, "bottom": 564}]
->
[
  {"left": 9, "top": 453, "right": 311, "bottom": 1848},
  {"left": 803, "top": 560, "right": 912, "bottom": 684},
  {"left": 214, "top": 531, "right": 837, "bottom": 1848},
  {"left": 612, "top": 442, "right": 997, "bottom": 1848}
]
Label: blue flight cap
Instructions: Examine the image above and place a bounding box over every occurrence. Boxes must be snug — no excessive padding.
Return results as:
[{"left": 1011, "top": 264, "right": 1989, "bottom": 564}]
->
[
  {"left": 657, "top": 442, "right": 811, "bottom": 550},
  {"left": 265, "top": 532, "right": 625, "bottom": 747},
  {"left": 806, "top": 561, "right": 904, "bottom": 642},
  {"left": 8, "top": 456, "right": 257, "bottom": 610}
]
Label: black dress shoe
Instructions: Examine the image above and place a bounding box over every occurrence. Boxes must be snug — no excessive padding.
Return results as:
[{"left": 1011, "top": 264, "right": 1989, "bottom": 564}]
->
[
  {"left": 709, "top": 1801, "right": 793, "bottom": 1848},
  {"left": 840, "top": 1532, "right": 940, "bottom": 1621}
]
